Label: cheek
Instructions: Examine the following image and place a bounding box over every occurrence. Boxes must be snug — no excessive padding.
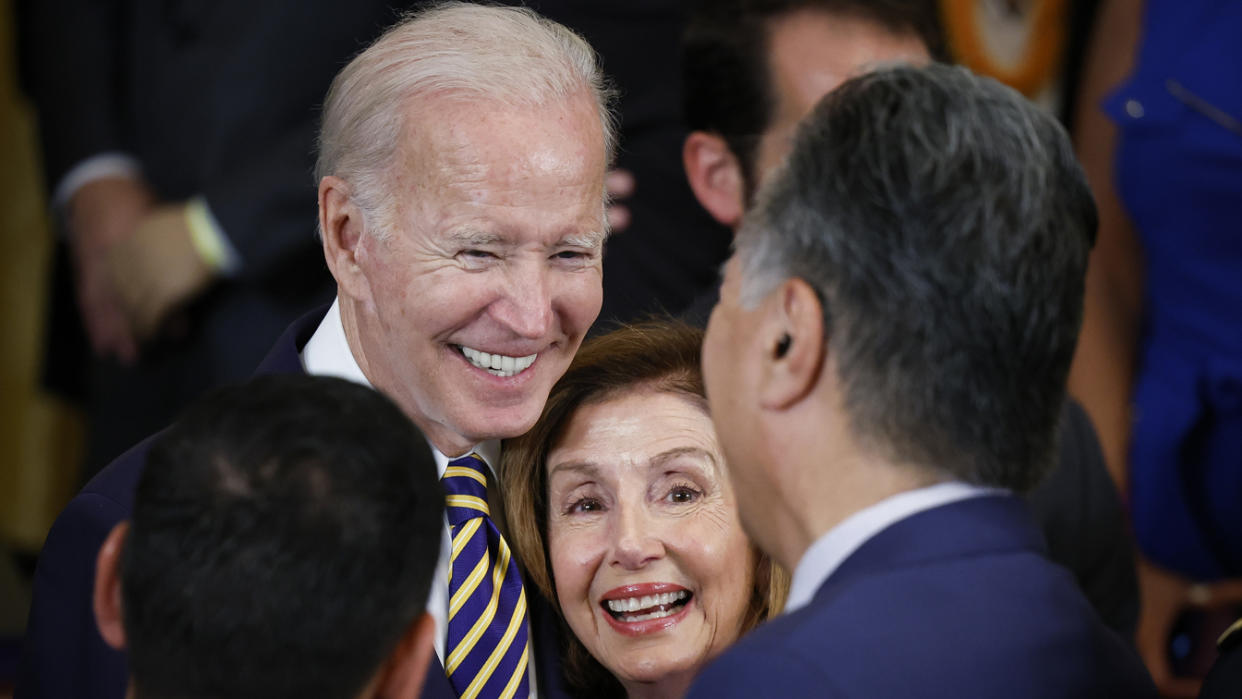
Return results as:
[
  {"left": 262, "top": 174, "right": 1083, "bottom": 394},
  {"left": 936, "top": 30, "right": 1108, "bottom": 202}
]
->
[
  {"left": 690, "top": 511, "right": 754, "bottom": 623},
  {"left": 554, "top": 270, "right": 603, "bottom": 332},
  {"left": 548, "top": 525, "right": 606, "bottom": 615}
]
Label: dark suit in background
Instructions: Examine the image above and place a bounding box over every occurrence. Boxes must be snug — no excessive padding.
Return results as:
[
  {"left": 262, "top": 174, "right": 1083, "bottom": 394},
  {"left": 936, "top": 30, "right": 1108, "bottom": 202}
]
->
[
  {"left": 18, "top": 0, "right": 406, "bottom": 475},
  {"left": 688, "top": 496, "right": 1154, "bottom": 698}
]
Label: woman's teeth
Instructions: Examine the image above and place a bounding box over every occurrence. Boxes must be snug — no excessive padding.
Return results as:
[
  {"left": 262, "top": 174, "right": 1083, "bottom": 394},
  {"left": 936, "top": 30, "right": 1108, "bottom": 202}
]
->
[
  {"left": 460, "top": 346, "right": 536, "bottom": 377},
  {"left": 605, "top": 590, "right": 690, "bottom": 621}
]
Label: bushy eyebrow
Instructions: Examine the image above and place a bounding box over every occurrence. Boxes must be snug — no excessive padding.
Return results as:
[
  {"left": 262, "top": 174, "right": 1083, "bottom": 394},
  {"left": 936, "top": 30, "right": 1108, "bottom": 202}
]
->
[
  {"left": 447, "top": 229, "right": 507, "bottom": 247},
  {"left": 560, "top": 230, "right": 606, "bottom": 249},
  {"left": 446, "top": 228, "right": 605, "bottom": 250}
]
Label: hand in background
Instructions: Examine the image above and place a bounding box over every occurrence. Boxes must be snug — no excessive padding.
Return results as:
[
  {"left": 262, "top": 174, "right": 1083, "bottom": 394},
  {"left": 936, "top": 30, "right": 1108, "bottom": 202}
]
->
[
  {"left": 605, "top": 168, "right": 635, "bottom": 232},
  {"left": 1137, "top": 557, "right": 1242, "bottom": 698},
  {"left": 106, "top": 203, "right": 216, "bottom": 343},
  {"left": 66, "top": 176, "right": 155, "bottom": 364}
]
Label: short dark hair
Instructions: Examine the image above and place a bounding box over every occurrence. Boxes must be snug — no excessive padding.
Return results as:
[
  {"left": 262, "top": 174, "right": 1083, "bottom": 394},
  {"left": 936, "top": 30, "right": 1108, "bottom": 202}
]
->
[
  {"left": 502, "top": 320, "right": 787, "bottom": 698},
  {"left": 683, "top": 0, "right": 947, "bottom": 186},
  {"left": 121, "top": 374, "right": 443, "bottom": 699},
  {"left": 738, "top": 64, "right": 1097, "bottom": 491}
]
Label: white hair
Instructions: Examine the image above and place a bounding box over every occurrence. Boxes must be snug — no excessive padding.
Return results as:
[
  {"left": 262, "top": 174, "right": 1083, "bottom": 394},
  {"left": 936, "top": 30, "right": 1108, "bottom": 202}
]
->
[{"left": 316, "top": 2, "right": 617, "bottom": 238}]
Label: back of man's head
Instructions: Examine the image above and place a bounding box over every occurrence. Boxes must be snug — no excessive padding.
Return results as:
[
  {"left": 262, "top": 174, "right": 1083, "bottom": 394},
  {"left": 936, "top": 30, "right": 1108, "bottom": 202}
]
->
[
  {"left": 116, "top": 374, "right": 442, "bottom": 699},
  {"left": 737, "top": 63, "right": 1097, "bottom": 491},
  {"left": 683, "top": 0, "right": 946, "bottom": 185}
]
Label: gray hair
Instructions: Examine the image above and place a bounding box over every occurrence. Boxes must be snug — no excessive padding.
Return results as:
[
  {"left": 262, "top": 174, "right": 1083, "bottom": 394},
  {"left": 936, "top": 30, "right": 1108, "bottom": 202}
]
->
[
  {"left": 736, "top": 63, "right": 1096, "bottom": 491},
  {"left": 316, "top": 2, "right": 617, "bottom": 237}
]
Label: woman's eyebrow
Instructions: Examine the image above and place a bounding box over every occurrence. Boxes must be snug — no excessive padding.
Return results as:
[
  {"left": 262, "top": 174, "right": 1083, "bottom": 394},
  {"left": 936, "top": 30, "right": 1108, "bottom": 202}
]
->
[
  {"left": 649, "top": 446, "right": 717, "bottom": 472},
  {"left": 547, "top": 460, "right": 603, "bottom": 481}
]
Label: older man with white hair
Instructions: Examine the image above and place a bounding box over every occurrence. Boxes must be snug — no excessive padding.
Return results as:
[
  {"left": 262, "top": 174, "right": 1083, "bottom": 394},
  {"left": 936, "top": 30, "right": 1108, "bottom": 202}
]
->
[{"left": 18, "top": 5, "right": 615, "bottom": 699}]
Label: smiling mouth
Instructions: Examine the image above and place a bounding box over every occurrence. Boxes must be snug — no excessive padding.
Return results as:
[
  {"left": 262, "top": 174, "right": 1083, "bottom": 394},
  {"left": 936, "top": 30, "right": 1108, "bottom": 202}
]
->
[
  {"left": 456, "top": 345, "right": 537, "bottom": 378},
  {"left": 602, "top": 590, "right": 692, "bottom": 623}
]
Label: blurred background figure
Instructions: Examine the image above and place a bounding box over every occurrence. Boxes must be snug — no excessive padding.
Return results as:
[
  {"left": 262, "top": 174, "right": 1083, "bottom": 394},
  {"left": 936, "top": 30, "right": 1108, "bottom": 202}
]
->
[
  {"left": 1069, "top": 0, "right": 1242, "bottom": 695},
  {"left": 1, "top": 0, "right": 84, "bottom": 693},
  {"left": 16, "top": 0, "right": 410, "bottom": 481},
  {"left": 936, "top": 0, "right": 1100, "bottom": 122}
]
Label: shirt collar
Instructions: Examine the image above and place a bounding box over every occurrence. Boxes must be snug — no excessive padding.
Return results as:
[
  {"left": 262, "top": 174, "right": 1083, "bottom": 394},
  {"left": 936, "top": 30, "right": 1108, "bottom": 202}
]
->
[
  {"left": 300, "top": 296, "right": 499, "bottom": 478},
  {"left": 785, "top": 481, "right": 1007, "bottom": 613}
]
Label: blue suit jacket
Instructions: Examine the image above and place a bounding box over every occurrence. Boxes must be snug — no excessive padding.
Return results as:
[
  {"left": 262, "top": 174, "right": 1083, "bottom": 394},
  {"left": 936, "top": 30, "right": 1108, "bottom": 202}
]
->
[
  {"left": 17, "top": 307, "right": 568, "bottom": 699},
  {"left": 688, "top": 495, "right": 1156, "bottom": 699}
]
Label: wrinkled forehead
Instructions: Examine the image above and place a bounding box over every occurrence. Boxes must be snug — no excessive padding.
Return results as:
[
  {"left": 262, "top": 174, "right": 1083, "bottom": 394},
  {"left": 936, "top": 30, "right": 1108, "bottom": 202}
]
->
[{"left": 401, "top": 91, "right": 607, "bottom": 172}]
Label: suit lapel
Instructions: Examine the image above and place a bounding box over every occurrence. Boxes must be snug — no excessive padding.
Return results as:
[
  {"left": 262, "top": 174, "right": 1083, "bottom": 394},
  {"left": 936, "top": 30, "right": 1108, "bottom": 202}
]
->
[{"left": 253, "top": 305, "right": 328, "bottom": 376}]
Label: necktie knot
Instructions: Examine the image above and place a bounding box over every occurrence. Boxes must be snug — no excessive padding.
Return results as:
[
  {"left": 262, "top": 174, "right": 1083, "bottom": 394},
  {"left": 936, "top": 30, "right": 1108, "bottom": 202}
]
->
[{"left": 443, "top": 453, "right": 491, "bottom": 527}]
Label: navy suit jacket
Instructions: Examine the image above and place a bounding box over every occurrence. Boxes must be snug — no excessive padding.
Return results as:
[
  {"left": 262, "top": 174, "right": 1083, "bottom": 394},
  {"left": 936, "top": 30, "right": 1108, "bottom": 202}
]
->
[
  {"left": 17, "top": 307, "right": 568, "bottom": 699},
  {"left": 687, "top": 495, "right": 1156, "bottom": 699}
]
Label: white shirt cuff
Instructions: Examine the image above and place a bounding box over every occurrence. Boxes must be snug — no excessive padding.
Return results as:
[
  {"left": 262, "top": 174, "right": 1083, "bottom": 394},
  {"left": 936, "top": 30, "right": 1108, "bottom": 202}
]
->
[{"left": 53, "top": 152, "right": 143, "bottom": 207}]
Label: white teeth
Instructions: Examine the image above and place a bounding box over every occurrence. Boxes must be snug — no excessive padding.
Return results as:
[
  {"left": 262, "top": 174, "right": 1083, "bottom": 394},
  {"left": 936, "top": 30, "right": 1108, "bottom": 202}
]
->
[
  {"left": 459, "top": 346, "right": 537, "bottom": 377},
  {"left": 605, "top": 590, "right": 689, "bottom": 615}
]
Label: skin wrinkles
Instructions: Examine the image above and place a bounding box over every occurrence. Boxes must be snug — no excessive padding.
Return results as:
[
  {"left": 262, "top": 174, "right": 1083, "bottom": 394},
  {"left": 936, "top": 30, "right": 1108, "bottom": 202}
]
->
[
  {"left": 342, "top": 92, "right": 606, "bottom": 456},
  {"left": 546, "top": 389, "right": 754, "bottom": 699}
]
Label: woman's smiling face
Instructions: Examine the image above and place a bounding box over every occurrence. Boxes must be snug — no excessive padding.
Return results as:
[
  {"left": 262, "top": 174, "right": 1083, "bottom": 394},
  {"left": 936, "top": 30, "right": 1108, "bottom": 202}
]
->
[{"left": 545, "top": 387, "right": 755, "bottom": 694}]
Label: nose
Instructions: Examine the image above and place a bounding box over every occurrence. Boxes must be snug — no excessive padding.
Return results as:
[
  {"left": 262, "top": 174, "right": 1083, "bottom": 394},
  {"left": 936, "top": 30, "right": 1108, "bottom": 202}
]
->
[
  {"left": 609, "top": 504, "right": 664, "bottom": 570},
  {"left": 493, "top": 261, "right": 553, "bottom": 339}
]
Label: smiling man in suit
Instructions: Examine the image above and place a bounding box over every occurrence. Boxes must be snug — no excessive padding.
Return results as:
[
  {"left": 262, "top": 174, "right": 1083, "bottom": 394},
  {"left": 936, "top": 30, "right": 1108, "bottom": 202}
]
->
[
  {"left": 19, "top": 4, "right": 615, "bottom": 698},
  {"left": 692, "top": 64, "right": 1156, "bottom": 697}
]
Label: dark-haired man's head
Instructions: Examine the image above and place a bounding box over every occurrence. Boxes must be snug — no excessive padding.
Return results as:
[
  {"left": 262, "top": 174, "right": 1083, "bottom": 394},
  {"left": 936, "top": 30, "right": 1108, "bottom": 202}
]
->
[
  {"left": 683, "top": 0, "right": 941, "bottom": 226},
  {"left": 92, "top": 374, "right": 443, "bottom": 699}
]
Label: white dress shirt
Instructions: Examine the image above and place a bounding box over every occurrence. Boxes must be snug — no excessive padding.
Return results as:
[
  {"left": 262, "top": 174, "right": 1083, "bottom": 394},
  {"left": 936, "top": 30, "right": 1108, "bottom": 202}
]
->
[
  {"left": 301, "top": 297, "right": 537, "bottom": 696},
  {"left": 785, "top": 481, "right": 1008, "bottom": 614}
]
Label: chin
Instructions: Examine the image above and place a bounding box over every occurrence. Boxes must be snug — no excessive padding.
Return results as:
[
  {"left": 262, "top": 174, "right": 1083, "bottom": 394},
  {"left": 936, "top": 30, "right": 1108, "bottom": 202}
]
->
[
  {"left": 613, "top": 653, "right": 703, "bottom": 694},
  {"left": 458, "top": 405, "right": 541, "bottom": 443}
]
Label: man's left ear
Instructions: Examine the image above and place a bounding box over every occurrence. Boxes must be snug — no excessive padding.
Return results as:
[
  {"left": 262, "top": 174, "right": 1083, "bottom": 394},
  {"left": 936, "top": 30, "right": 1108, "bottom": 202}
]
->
[
  {"left": 759, "top": 278, "right": 824, "bottom": 410},
  {"left": 93, "top": 522, "right": 129, "bottom": 651}
]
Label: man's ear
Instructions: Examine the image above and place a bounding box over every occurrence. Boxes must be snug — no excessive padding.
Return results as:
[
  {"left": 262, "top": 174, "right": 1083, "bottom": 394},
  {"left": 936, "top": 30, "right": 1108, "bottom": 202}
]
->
[
  {"left": 759, "top": 278, "right": 825, "bottom": 411},
  {"left": 373, "top": 612, "right": 436, "bottom": 699},
  {"left": 683, "top": 131, "right": 746, "bottom": 228},
  {"left": 93, "top": 522, "right": 129, "bottom": 651},
  {"left": 319, "top": 175, "right": 373, "bottom": 304}
]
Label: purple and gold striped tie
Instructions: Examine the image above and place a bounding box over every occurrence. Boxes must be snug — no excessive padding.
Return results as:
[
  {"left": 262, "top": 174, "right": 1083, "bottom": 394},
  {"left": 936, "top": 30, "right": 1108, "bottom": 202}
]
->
[{"left": 442, "top": 453, "right": 532, "bottom": 699}]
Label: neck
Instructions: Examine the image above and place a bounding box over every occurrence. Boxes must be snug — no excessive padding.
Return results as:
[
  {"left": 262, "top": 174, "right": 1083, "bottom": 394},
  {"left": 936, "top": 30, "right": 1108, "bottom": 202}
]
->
[
  {"left": 788, "top": 455, "right": 942, "bottom": 570},
  {"left": 765, "top": 403, "right": 941, "bottom": 571}
]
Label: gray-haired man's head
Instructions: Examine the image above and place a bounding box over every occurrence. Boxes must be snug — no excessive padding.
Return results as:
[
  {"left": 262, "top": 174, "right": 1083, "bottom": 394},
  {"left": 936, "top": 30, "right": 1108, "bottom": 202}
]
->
[{"left": 709, "top": 63, "right": 1096, "bottom": 492}]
